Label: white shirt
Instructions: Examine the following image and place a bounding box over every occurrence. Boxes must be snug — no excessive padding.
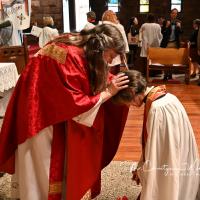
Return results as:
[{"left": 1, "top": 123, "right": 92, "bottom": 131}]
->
[
  {"left": 140, "top": 23, "right": 163, "bottom": 57},
  {"left": 39, "top": 27, "right": 59, "bottom": 48},
  {"left": 102, "top": 21, "right": 129, "bottom": 67},
  {"left": 83, "top": 22, "right": 95, "bottom": 30}
]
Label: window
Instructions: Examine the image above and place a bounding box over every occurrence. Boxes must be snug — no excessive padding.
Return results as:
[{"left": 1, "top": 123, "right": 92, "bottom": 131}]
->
[
  {"left": 75, "top": 0, "right": 89, "bottom": 31},
  {"left": 171, "top": 0, "right": 182, "bottom": 12},
  {"left": 140, "top": 0, "right": 149, "bottom": 13},
  {"left": 108, "top": 0, "right": 119, "bottom": 12}
]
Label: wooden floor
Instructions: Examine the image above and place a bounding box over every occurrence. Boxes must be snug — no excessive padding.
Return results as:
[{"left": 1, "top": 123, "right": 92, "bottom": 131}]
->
[{"left": 114, "top": 83, "right": 200, "bottom": 161}]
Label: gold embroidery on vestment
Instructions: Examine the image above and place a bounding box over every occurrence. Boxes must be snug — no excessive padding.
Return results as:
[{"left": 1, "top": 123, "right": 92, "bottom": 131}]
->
[
  {"left": 38, "top": 44, "right": 67, "bottom": 64},
  {"left": 49, "top": 182, "right": 62, "bottom": 194}
]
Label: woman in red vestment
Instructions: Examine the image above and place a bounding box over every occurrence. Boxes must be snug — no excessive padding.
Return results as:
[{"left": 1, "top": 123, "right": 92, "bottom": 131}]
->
[{"left": 0, "top": 24, "right": 130, "bottom": 200}]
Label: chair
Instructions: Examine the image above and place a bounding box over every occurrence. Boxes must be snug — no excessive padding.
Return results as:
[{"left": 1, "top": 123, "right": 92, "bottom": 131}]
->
[
  {"left": 23, "top": 33, "right": 40, "bottom": 59},
  {"left": 0, "top": 37, "right": 28, "bottom": 74},
  {"left": 146, "top": 43, "right": 192, "bottom": 84}
]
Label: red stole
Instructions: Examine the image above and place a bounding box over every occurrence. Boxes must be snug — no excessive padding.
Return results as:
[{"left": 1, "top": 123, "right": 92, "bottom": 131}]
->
[
  {"left": 48, "top": 123, "right": 66, "bottom": 200},
  {"left": 142, "top": 85, "right": 167, "bottom": 161}
]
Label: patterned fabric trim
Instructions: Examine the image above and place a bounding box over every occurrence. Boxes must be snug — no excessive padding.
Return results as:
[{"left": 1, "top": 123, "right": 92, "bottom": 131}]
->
[
  {"left": 49, "top": 182, "right": 62, "bottom": 194},
  {"left": 81, "top": 190, "right": 92, "bottom": 200},
  {"left": 38, "top": 44, "right": 67, "bottom": 64}
]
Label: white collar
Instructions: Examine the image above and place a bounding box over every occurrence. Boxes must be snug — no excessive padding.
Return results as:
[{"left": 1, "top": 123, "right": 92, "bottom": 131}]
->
[{"left": 144, "top": 86, "right": 154, "bottom": 96}]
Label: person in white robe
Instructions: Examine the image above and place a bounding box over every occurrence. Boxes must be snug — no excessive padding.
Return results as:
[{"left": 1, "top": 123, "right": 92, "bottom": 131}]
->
[
  {"left": 101, "top": 10, "right": 129, "bottom": 74},
  {"left": 140, "top": 14, "right": 163, "bottom": 57},
  {"left": 113, "top": 70, "right": 200, "bottom": 200},
  {"left": 38, "top": 16, "right": 59, "bottom": 48}
]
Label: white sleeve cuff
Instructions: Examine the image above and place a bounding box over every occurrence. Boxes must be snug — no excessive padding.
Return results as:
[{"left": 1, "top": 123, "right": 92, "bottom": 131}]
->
[{"left": 72, "top": 97, "right": 103, "bottom": 127}]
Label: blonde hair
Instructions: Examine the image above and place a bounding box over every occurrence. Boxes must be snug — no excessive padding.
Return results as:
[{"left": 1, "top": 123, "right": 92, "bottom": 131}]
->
[
  {"left": 102, "top": 10, "right": 118, "bottom": 24},
  {"left": 43, "top": 16, "right": 54, "bottom": 26}
]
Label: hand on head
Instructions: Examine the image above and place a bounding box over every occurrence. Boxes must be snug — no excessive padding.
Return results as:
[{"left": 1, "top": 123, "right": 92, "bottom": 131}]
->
[{"left": 107, "top": 73, "right": 129, "bottom": 96}]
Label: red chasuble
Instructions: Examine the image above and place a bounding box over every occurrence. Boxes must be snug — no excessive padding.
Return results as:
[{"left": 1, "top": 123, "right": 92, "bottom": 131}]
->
[{"left": 0, "top": 43, "right": 129, "bottom": 200}]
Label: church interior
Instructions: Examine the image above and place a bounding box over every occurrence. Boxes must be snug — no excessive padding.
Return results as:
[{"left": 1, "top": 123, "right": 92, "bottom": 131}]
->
[{"left": 0, "top": 0, "right": 200, "bottom": 199}]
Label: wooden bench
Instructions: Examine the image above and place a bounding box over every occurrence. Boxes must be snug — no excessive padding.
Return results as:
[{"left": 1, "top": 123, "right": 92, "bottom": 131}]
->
[
  {"left": 146, "top": 43, "right": 192, "bottom": 84},
  {"left": 0, "top": 37, "right": 28, "bottom": 74}
]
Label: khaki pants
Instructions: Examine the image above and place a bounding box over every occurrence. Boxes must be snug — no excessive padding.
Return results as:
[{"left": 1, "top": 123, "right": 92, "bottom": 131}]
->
[{"left": 167, "top": 41, "right": 177, "bottom": 48}]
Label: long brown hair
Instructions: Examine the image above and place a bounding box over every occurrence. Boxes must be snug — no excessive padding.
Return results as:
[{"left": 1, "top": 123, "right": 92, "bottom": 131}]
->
[{"left": 53, "top": 24, "right": 125, "bottom": 93}]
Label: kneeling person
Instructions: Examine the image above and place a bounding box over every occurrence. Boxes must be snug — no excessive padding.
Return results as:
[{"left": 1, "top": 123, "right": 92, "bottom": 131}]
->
[{"left": 113, "top": 70, "right": 200, "bottom": 200}]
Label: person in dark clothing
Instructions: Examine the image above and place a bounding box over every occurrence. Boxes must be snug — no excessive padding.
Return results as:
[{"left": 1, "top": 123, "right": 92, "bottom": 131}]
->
[
  {"left": 160, "top": 8, "right": 183, "bottom": 80},
  {"left": 126, "top": 17, "right": 139, "bottom": 68},
  {"left": 157, "top": 16, "right": 165, "bottom": 28},
  {"left": 189, "top": 19, "right": 200, "bottom": 78},
  {"left": 196, "top": 20, "right": 200, "bottom": 86},
  {"left": 160, "top": 8, "right": 182, "bottom": 48}
]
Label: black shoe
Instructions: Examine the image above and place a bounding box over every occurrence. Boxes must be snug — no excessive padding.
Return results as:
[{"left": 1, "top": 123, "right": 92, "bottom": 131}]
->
[
  {"left": 163, "top": 75, "right": 168, "bottom": 81},
  {"left": 168, "top": 74, "right": 172, "bottom": 79},
  {"left": 163, "top": 75, "right": 171, "bottom": 81},
  {"left": 163, "top": 72, "right": 172, "bottom": 81},
  {"left": 190, "top": 73, "right": 196, "bottom": 78}
]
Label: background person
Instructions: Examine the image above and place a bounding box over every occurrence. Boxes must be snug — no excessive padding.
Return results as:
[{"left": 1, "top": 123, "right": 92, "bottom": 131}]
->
[
  {"left": 160, "top": 8, "right": 183, "bottom": 80},
  {"left": 160, "top": 8, "right": 182, "bottom": 48},
  {"left": 83, "top": 11, "right": 96, "bottom": 30},
  {"left": 139, "top": 14, "right": 162, "bottom": 76},
  {"left": 189, "top": 19, "right": 200, "bottom": 78},
  {"left": 197, "top": 19, "right": 200, "bottom": 85},
  {"left": 139, "top": 14, "right": 162, "bottom": 58},
  {"left": 38, "top": 16, "right": 59, "bottom": 48},
  {"left": 101, "top": 10, "right": 129, "bottom": 74},
  {"left": 126, "top": 17, "right": 140, "bottom": 68}
]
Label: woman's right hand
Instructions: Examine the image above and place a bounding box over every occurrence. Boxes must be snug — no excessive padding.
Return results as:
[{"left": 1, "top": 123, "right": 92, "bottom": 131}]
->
[
  {"left": 100, "top": 73, "right": 129, "bottom": 103},
  {"left": 107, "top": 73, "right": 129, "bottom": 96}
]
